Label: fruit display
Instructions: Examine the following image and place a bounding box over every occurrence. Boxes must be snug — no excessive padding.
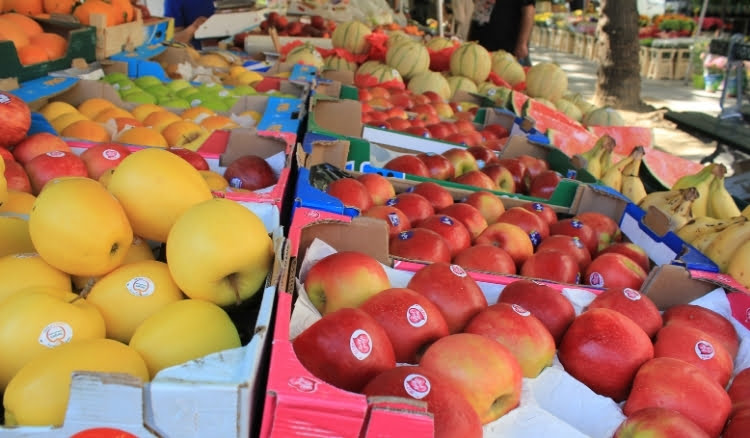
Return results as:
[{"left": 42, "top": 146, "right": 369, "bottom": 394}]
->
[{"left": 235, "top": 12, "right": 337, "bottom": 42}]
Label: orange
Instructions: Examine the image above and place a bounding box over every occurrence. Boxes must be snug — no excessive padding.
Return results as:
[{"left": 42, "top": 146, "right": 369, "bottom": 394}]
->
[
  {"left": 2, "top": 0, "right": 43, "bottom": 15},
  {"left": 93, "top": 107, "right": 133, "bottom": 123},
  {"left": 77, "top": 98, "right": 115, "bottom": 119},
  {"left": 17, "top": 45, "right": 48, "bottom": 65},
  {"left": 29, "top": 32, "right": 67, "bottom": 60},
  {"left": 181, "top": 106, "right": 216, "bottom": 122},
  {"left": 0, "top": 20, "right": 29, "bottom": 50},
  {"left": 61, "top": 120, "right": 111, "bottom": 143},
  {"left": 143, "top": 111, "right": 181, "bottom": 133},
  {"left": 73, "top": 0, "right": 117, "bottom": 27},
  {"left": 2, "top": 13, "right": 43, "bottom": 36},
  {"left": 110, "top": 0, "right": 134, "bottom": 24},
  {"left": 116, "top": 127, "right": 168, "bottom": 148},
  {"left": 161, "top": 121, "right": 206, "bottom": 148},
  {"left": 43, "top": 0, "right": 76, "bottom": 14},
  {"left": 50, "top": 112, "right": 88, "bottom": 132},
  {"left": 112, "top": 117, "right": 143, "bottom": 133},
  {"left": 200, "top": 115, "right": 240, "bottom": 131},
  {"left": 131, "top": 104, "right": 163, "bottom": 122}
]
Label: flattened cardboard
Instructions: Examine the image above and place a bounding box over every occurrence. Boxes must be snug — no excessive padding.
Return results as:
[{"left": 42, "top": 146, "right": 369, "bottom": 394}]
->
[
  {"left": 641, "top": 264, "right": 719, "bottom": 310},
  {"left": 219, "top": 128, "right": 289, "bottom": 165},
  {"left": 310, "top": 98, "right": 364, "bottom": 138},
  {"left": 297, "top": 217, "right": 391, "bottom": 271}
]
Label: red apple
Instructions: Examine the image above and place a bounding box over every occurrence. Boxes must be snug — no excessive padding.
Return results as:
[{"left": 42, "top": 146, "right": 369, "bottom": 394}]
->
[
  {"left": 529, "top": 170, "right": 562, "bottom": 200},
  {"left": 438, "top": 203, "right": 488, "bottom": 241},
  {"left": 483, "top": 123, "right": 509, "bottom": 139},
  {"left": 466, "top": 146, "right": 499, "bottom": 167},
  {"left": 384, "top": 155, "right": 431, "bottom": 177},
  {"left": 412, "top": 94, "right": 431, "bottom": 106},
  {"left": 224, "top": 155, "right": 276, "bottom": 191},
  {"left": 724, "top": 407, "right": 750, "bottom": 438},
  {"left": 654, "top": 324, "right": 733, "bottom": 387},
  {"left": 363, "top": 205, "right": 411, "bottom": 239},
  {"left": 445, "top": 132, "right": 479, "bottom": 147},
  {"left": 475, "top": 222, "right": 534, "bottom": 268},
  {"left": 0, "top": 148, "right": 13, "bottom": 162},
  {"left": 521, "top": 250, "right": 580, "bottom": 284},
  {"left": 80, "top": 143, "right": 132, "bottom": 180},
  {"left": 407, "top": 263, "right": 488, "bottom": 334},
  {"left": 519, "top": 201, "right": 558, "bottom": 226},
  {"left": 416, "top": 152, "right": 455, "bottom": 180},
  {"left": 598, "top": 242, "right": 650, "bottom": 274},
  {"left": 441, "top": 121, "right": 459, "bottom": 135},
  {"left": 496, "top": 158, "right": 528, "bottom": 193},
  {"left": 389, "top": 92, "right": 414, "bottom": 109},
  {"left": 367, "top": 111, "right": 389, "bottom": 124},
  {"left": 167, "top": 147, "right": 209, "bottom": 171},
  {"left": 433, "top": 102, "right": 454, "bottom": 119},
  {"left": 387, "top": 117, "right": 412, "bottom": 132},
  {"left": 585, "top": 253, "right": 647, "bottom": 290},
  {"left": 559, "top": 308, "right": 654, "bottom": 401},
  {"left": 662, "top": 304, "right": 739, "bottom": 360},
  {"left": 587, "top": 287, "right": 662, "bottom": 338},
  {"left": 410, "top": 182, "right": 454, "bottom": 211},
  {"left": 536, "top": 235, "right": 592, "bottom": 272},
  {"left": 624, "top": 357, "right": 732, "bottom": 438},
  {"left": 412, "top": 103, "right": 438, "bottom": 121},
  {"left": 728, "top": 368, "right": 750, "bottom": 412},
  {"left": 361, "top": 102, "right": 373, "bottom": 113},
  {"left": 362, "top": 366, "right": 483, "bottom": 438},
  {"left": 326, "top": 178, "right": 373, "bottom": 212},
  {"left": 409, "top": 118, "right": 426, "bottom": 128},
  {"left": 3, "top": 159, "right": 31, "bottom": 193},
  {"left": 24, "top": 151, "right": 88, "bottom": 195},
  {"left": 484, "top": 138, "right": 505, "bottom": 151},
  {"left": 497, "top": 206, "right": 551, "bottom": 247},
  {"left": 613, "top": 407, "right": 711, "bottom": 438},
  {"left": 406, "top": 126, "right": 432, "bottom": 137},
  {"left": 479, "top": 128, "right": 498, "bottom": 142},
  {"left": 452, "top": 244, "right": 516, "bottom": 275},
  {"left": 357, "top": 173, "right": 396, "bottom": 206},
  {"left": 516, "top": 154, "right": 549, "bottom": 181},
  {"left": 463, "top": 191, "right": 506, "bottom": 224},
  {"left": 426, "top": 123, "right": 451, "bottom": 140},
  {"left": 481, "top": 164, "right": 516, "bottom": 193},
  {"left": 292, "top": 308, "right": 396, "bottom": 392},
  {"left": 12, "top": 132, "right": 70, "bottom": 165},
  {"left": 386, "top": 107, "right": 408, "bottom": 120},
  {"left": 389, "top": 228, "right": 452, "bottom": 264},
  {"left": 304, "top": 251, "right": 391, "bottom": 314},
  {"left": 419, "top": 333, "right": 521, "bottom": 423},
  {"left": 464, "top": 303, "right": 556, "bottom": 378},
  {"left": 549, "top": 218, "right": 598, "bottom": 255},
  {"left": 421, "top": 91, "right": 444, "bottom": 104},
  {"left": 576, "top": 211, "right": 622, "bottom": 254},
  {"left": 453, "top": 119, "right": 476, "bottom": 134},
  {"left": 453, "top": 170, "right": 498, "bottom": 191},
  {"left": 386, "top": 193, "right": 434, "bottom": 226},
  {"left": 497, "top": 280, "right": 576, "bottom": 345},
  {"left": 369, "top": 97, "right": 394, "bottom": 111},
  {"left": 442, "top": 148, "right": 479, "bottom": 177},
  {"left": 359, "top": 288, "right": 450, "bottom": 364},
  {"left": 370, "top": 86, "right": 391, "bottom": 100},
  {"left": 417, "top": 215, "right": 471, "bottom": 257}
]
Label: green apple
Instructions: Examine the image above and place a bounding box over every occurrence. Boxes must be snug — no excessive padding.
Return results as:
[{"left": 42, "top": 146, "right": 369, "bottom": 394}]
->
[
  {"left": 158, "top": 97, "right": 191, "bottom": 109},
  {"left": 166, "top": 79, "right": 192, "bottom": 93},
  {"left": 112, "top": 79, "right": 137, "bottom": 94},
  {"left": 176, "top": 87, "right": 200, "bottom": 99},
  {"left": 134, "top": 76, "right": 163, "bottom": 89},
  {"left": 198, "top": 83, "right": 223, "bottom": 93},
  {"left": 104, "top": 72, "right": 129, "bottom": 84},
  {"left": 190, "top": 93, "right": 229, "bottom": 112},
  {"left": 145, "top": 85, "right": 172, "bottom": 99},
  {"left": 230, "top": 85, "right": 256, "bottom": 97},
  {"left": 119, "top": 86, "right": 144, "bottom": 97},
  {"left": 122, "top": 91, "right": 158, "bottom": 104},
  {"left": 223, "top": 97, "right": 239, "bottom": 111}
]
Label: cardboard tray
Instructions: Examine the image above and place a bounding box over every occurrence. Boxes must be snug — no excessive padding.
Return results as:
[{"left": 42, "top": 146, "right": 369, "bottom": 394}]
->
[{"left": 0, "top": 227, "right": 289, "bottom": 438}]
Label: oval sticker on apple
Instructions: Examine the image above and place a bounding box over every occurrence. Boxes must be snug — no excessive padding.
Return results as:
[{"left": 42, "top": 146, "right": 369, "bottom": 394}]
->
[
  {"left": 695, "top": 340, "right": 715, "bottom": 360},
  {"left": 46, "top": 150, "right": 66, "bottom": 158},
  {"left": 350, "top": 329, "right": 373, "bottom": 361},
  {"left": 511, "top": 304, "right": 531, "bottom": 317},
  {"left": 404, "top": 374, "right": 431, "bottom": 399},
  {"left": 532, "top": 202, "right": 544, "bottom": 212},
  {"left": 387, "top": 213, "right": 401, "bottom": 227},
  {"left": 449, "top": 264, "right": 467, "bottom": 277},
  {"left": 398, "top": 230, "right": 413, "bottom": 240},
  {"left": 102, "top": 149, "right": 121, "bottom": 161},
  {"left": 229, "top": 177, "right": 243, "bottom": 188},
  {"left": 571, "top": 219, "right": 584, "bottom": 229},
  {"left": 572, "top": 237, "right": 584, "bottom": 249},
  {"left": 589, "top": 272, "right": 604, "bottom": 287},
  {"left": 406, "top": 304, "right": 428, "bottom": 327},
  {"left": 623, "top": 288, "right": 642, "bottom": 301},
  {"left": 386, "top": 198, "right": 399, "bottom": 207},
  {"left": 440, "top": 216, "right": 454, "bottom": 226},
  {"left": 529, "top": 230, "right": 542, "bottom": 248}
]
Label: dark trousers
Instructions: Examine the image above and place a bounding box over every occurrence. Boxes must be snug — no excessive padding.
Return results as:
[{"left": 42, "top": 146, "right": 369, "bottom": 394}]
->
[{"left": 468, "top": 21, "right": 532, "bottom": 66}]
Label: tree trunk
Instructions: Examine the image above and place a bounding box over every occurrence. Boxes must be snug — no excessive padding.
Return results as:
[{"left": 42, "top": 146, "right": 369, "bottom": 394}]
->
[{"left": 593, "top": 0, "right": 644, "bottom": 110}]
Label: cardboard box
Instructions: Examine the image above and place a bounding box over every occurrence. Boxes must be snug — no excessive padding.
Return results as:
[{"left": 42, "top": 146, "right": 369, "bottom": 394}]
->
[
  {"left": 0, "top": 18, "right": 96, "bottom": 83},
  {"left": 1, "top": 227, "right": 288, "bottom": 438},
  {"left": 86, "top": 10, "right": 172, "bottom": 60}
]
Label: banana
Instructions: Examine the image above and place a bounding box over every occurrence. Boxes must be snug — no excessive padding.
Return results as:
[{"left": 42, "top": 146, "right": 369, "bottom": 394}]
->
[
  {"left": 599, "top": 146, "right": 615, "bottom": 176},
  {"left": 639, "top": 187, "right": 698, "bottom": 230},
  {"left": 581, "top": 134, "right": 615, "bottom": 162},
  {"left": 584, "top": 142, "right": 607, "bottom": 179},
  {"left": 639, "top": 189, "right": 688, "bottom": 213},
  {"left": 600, "top": 162, "right": 626, "bottom": 191},
  {"left": 704, "top": 220, "right": 750, "bottom": 272},
  {"left": 706, "top": 164, "right": 742, "bottom": 219},
  {"left": 677, "top": 215, "right": 748, "bottom": 244},
  {"left": 690, "top": 229, "right": 725, "bottom": 253},
  {"left": 743, "top": 204, "right": 750, "bottom": 219},
  {"left": 668, "top": 187, "right": 699, "bottom": 230},
  {"left": 620, "top": 146, "right": 647, "bottom": 205},
  {"left": 672, "top": 163, "right": 717, "bottom": 218},
  {"left": 727, "top": 239, "right": 750, "bottom": 289}
]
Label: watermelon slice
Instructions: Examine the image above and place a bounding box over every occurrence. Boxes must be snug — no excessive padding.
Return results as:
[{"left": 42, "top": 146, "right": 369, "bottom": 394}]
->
[
  {"left": 589, "top": 126, "right": 654, "bottom": 156},
  {"left": 508, "top": 90, "right": 529, "bottom": 116},
  {"left": 642, "top": 147, "right": 705, "bottom": 189},
  {"left": 546, "top": 126, "right": 600, "bottom": 157},
  {"left": 525, "top": 98, "right": 585, "bottom": 130}
]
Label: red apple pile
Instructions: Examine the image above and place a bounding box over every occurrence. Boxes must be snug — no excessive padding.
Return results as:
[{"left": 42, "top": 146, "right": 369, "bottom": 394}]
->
[
  {"left": 359, "top": 86, "right": 510, "bottom": 151},
  {"left": 324, "top": 173, "right": 651, "bottom": 289},
  {"left": 236, "top": 12, "right": 335, "bottom": 44}
]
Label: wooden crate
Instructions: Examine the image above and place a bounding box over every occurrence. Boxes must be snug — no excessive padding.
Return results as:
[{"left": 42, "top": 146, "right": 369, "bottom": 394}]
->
[
  {"left": 91, "top": 10, "right": 171, "bottom": 60},
  {"left": 674, "top": 48, "right": 692, "bottom": 80},
  {"left": 573, "top": 33, "right": 586, "bottom": 57},
  {"left": 647, "top": 48, "right": 677, "bottom": 80}
]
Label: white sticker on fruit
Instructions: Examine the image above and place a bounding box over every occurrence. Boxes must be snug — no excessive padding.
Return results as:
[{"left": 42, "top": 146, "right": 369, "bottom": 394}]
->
[
  {"left": 387, "top": 213, "right": 400, "bottom": 227},
  {"left": 589, "top": 272, "right": 604, "bottom": 287},
  {"left": 230, "top": 177, "right": 243, "bottom": 188},
  {"left": 190, "top": 99, "right": 203, "bottom": 107},
  {"left": 512, "top": 304, "right": 531, "bottom": 317},
  {"left": 218, "top": 90, "right": 230, "bottom": 97},
  {"left": 102, "top": 149, "right": 121, "bottom": 161},
  {"left": 406, "top": 304, "right": 428, "bottom": 327},
  {"left": 404, "top": 374, "right": 431, "bottom": 399},
  {"left": 0, "top": 94, "right": 10, "bottom": 104},
  {"left": 14, "top": 253, "right": 38, "bottom": 259},
  {"left": 46, "top": 151, "right": 66, "bottom": 158},
  {"left": 450, "top": 264, "right": 467, "bottom": 277},
  {"left": 623, "top": 288, "right": 642, "bottom": 301},
  {"left": 350, "top": 329, "right": 372, "bottom": 361},
  {"left": 695, "top": 340, "right": 715, "bottom": 360},
  {"left": 126, "top": 277, "right": 155, "bottom": 297},
  {"left": 39, "top": 322, "right": 73, "bottom": 347}
]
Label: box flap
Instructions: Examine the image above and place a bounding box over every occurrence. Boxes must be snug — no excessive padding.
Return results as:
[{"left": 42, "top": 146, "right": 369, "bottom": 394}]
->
[
  {"left": 299, "top": 136, "right": 351, "bottom": 170},
  {"left": 50, "top": 79, "right": 125, "bottom": 108},
  {"left": 312, "top": 98, "right": 363, "bottom": 138},
  {"left": 321, "top": 70, "right": 355, "bottom": 86},
  {"left": 640, "top": 264, "right": 719, "bottom": 310},
  {"left": 572, "top": 184, "right": 629, "bottom": 221},
  {"left": 501, "top": 136, "right": 552, "bottom": 161},
  {"left": 219, "top": 129, "right": 288, "bottom": 166},
  {"left": 297, "top": 217, "right": 390, "bottom": 272}
]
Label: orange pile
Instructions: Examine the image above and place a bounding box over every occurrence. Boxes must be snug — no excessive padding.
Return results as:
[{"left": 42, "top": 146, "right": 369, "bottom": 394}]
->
[{"left": 0, "top": 12, "right": 67, "bottom": 65}]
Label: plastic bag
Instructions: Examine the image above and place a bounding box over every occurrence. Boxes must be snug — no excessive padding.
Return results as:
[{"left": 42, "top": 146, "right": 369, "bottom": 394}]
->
[
  {"left": 365, "top": 32, "right": 390, "bottom": 62},
  {"left": 428, "top": 43, "right": 460, "bottom": 72}
]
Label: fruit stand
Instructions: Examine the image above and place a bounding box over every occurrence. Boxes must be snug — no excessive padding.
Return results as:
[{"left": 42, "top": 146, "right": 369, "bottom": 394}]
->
[{"left": 1, "top": 1, "right": 750, "bottom": 438}]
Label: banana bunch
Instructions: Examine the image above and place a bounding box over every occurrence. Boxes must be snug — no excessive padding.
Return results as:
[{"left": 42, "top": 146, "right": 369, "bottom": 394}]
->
[
  {"left": 575, "top": 134, "right": 616, "bottom": 179},
  {"left": 600, "top": 146, "right": 648, "bottom": 204},
  {"left": 639, "top": 187, "right": 700, "bottom": 230},
  {"left": 671, "top": 163, "right": 741, "bottom": 219}
]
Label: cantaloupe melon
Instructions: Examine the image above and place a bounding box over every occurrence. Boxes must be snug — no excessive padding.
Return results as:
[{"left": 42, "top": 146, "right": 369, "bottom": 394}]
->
[
  {"left": 449, "top": 42, "right": 492, "bottom": 84},
  {"left": 385, "top": 41, "right": 429, "bottom": 79},
  {"left": 526, "top": 62, "right": 568, "bottom": 102},
  {"left": 357, "top": 60, "right": 382, "bottom": 77},
  {"left": 407, "top": 71, "right": 452, "bottom": 101},
  {"left": 323, "top": 55, "right": 357, "bottom": 72},
  {"left": 583, "top": 107, "right": 625, "bottom": 126},
  {"left": 447, "top": 75, "right": 478, "bottom": 98},
  {"left": 285, "top": 43, "right": 324, "bottom": 69},
  {"left": 554, "top": 99, "right": 583, "bottom": 122},
  {"left": 426, "top": 36, "right": 455, "bottom": 51},
  {"left": 355, "top": 62, "right": 403, "bottom": 87},
  {"left": 331, "top": 20, "right": 371, "bottom": 55},
  {"left": 574, "top": 98, "right": 598, "bottom": 117},
  {"left": 491, "top": 51, "right": 525, "bottom": 86},
  {"left": 386, "top": 31, "right": 411, "bottom": 48}
]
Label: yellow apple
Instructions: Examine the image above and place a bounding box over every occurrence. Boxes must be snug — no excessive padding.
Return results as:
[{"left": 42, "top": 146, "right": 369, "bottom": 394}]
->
[{"left": 0, "top": 252, "right": 71, "bottom": 304}]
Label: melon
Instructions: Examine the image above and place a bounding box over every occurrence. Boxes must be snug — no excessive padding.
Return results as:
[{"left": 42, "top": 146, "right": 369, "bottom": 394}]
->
[
  {"left": 357, "top": 60, "right": 383, "bottom": 76},
  {"left": 385, "top": 41, "right": 429, "bottom": 79},
  {"left": 478, "top": 82, "right": 512, "bottom": 106},
  {"left": 331, "top": 20, "right": 371, "bottom": 55},
  {"left": 533, "top": 98, "right": 556, "bottom": 110},
  {"left": 554, "top": 99, "right": 583, "bottom": 122},
  {"left": 491, "top": 51, "right": 525, "bottom": 86},
  {"left": 583, "top": 107, "right": 625, "bottom": 127},
  {"left": 285, "top": 43, "right": 324, "bottom": 69},
  {"left": 407, "top": 71, "right": 452, "bottom": 101},
  {"left": 447, "top": 75, "right": 478, "bottom": 98},
  {"left": 525, "top": 62, "right": 568, "bottom": 102},
  {"left": 323, "top": 55, "right": 357, "bottom": 72},
  {"left": 355, "top": 62, "right": 403, "bottom": 87},
  {"left": 387, "top": 31, "right": 411, "bottom": 48},
  {"left": 449, "top": 42, "right": 492, "bottom": 84},
  {"left": 575, "top": 99, "right": 598, "bottom": 117},
  {"left": 425, "top": 36, "right": 455, "bottom": 51}
]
